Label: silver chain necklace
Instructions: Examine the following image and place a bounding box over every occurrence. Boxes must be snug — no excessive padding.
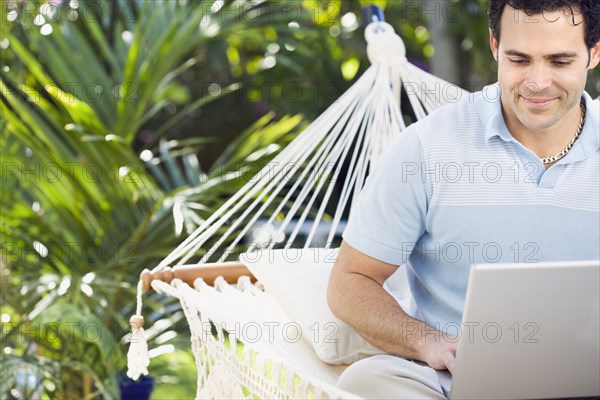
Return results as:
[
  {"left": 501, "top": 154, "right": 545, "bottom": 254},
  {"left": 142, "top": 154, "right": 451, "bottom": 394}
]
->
[{"left": 541, "top": 100, "right": 586, "bottom": 165}]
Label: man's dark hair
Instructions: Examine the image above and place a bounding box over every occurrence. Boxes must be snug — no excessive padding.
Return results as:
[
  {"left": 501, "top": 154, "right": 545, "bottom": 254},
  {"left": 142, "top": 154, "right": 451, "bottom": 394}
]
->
[{"left": 488, "top": 1, "right": 600, "bottom": 49}]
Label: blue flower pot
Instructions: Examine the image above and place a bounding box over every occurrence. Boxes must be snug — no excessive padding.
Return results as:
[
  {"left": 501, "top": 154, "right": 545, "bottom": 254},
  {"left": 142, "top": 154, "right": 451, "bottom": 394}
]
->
[{"left": 119, "top": 375, "right": 154, "bottom": 400}]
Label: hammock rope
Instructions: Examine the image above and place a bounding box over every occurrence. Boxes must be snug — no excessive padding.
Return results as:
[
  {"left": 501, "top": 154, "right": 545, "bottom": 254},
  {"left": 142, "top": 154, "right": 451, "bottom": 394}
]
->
[{"left": 128, "top": 20, "right": 468, "bottom": 399}]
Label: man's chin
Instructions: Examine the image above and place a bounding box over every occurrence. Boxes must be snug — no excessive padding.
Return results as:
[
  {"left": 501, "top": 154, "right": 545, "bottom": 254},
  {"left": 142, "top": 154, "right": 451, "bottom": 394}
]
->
[
  {"left": 510, "top": 107, "right": 556, "bottom": 129},
  {"left": 515, "top": 117, "right": 557, "bottom": 132}
]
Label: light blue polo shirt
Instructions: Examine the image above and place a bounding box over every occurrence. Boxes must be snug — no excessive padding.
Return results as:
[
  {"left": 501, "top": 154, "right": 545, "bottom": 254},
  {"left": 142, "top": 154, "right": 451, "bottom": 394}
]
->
[{"left": 343, "top": 85, "right": 600, "bottom": 331}]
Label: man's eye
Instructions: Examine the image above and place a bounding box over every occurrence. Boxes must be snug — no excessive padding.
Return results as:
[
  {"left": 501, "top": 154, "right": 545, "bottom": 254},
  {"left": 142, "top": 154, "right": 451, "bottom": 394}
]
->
[
  {"left": 509, "top": 59, "right": 528, "bottom": 64},
  {"left": 552, "top": 61, "right": 571, "bottom": 66}
]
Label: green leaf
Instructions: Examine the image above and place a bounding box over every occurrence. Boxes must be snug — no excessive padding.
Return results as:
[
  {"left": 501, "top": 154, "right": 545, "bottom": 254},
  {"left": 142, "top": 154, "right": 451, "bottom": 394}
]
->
[{"left": 33, "top": 300, "right": 124, "bottom": 371}]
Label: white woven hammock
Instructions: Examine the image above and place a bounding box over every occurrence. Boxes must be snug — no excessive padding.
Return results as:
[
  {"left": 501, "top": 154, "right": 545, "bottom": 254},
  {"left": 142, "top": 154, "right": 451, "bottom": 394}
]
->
[{"left": 128, "top": 21, "right": 468, "bottom": 399}]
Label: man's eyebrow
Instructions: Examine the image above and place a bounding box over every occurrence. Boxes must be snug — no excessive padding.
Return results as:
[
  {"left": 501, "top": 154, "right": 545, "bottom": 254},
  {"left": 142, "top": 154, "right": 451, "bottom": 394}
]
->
[
  {"left": 544, "top": 52, "right": 579, "bottom": 60},
  {"left": 503, "top": 50, "right": 530, "bottom": 58},
  {"left": 503, "top": 50, "right": 579, "bottom": 59}
]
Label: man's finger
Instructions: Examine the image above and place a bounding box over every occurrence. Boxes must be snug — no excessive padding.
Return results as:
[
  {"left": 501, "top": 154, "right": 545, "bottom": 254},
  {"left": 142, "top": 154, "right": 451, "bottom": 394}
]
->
[{"left": 445, "top": 354, "right": 456, "bottom": 375}]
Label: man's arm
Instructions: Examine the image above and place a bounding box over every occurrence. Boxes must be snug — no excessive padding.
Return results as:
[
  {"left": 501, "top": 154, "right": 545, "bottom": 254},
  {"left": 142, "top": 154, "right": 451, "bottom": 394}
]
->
[{"left": 327, "top": 240, "right": 457, "bottom": 373}]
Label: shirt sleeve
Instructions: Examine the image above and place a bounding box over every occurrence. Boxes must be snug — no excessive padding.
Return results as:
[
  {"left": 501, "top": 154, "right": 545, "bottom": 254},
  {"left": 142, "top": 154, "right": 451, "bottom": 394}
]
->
[{"left": 343, "top": 127, "right": 429, "bottom": 265}]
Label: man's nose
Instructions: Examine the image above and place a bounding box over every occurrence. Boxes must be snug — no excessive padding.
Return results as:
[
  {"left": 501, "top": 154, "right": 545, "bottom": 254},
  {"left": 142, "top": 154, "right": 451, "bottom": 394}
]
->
[{"left": 522, "top": 64, "right": 553, "bottom": 97}]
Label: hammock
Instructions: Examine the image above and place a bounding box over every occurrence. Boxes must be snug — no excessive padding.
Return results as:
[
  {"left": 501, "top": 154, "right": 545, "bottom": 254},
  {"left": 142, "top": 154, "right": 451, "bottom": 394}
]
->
[{"left": 128, "top": 17, "right": 468, "bottom": 399}]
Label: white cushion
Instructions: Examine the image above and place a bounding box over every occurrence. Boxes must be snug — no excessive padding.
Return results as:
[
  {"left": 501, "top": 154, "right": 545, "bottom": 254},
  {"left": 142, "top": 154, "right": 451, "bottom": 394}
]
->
[
  {"left": 173, "top": 277, "right": 349, "bottom": 389},
  {"left": 240, "top": 248, "right": 387, "bottom": 365}
]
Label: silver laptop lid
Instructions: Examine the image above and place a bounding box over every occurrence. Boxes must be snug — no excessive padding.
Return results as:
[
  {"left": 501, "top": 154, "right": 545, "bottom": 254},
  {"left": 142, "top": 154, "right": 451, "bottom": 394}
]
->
[{"left": 450, "top": 260, "right": 600, "bottom": 400}]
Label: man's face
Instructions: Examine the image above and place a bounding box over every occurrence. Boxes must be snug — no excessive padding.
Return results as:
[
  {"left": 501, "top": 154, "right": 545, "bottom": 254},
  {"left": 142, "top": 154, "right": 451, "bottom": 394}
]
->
[{"left": 490, "top": 5, "right": 600, "bottom": 134}]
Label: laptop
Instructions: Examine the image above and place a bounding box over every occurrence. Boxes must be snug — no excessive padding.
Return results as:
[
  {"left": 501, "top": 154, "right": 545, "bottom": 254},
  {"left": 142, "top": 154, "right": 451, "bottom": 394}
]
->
[{"left": 448, "top": 260, "right": 600, "bottom": 400}]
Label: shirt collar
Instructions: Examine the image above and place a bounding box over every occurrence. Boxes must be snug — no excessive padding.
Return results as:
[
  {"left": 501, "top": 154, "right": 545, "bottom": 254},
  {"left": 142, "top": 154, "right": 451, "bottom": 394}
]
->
[
  {"left": 573, "top": 91, "right": 600, "bottom": 158},
  {"left": 476, "top": 83, "right": 515, "bottom": 143}
]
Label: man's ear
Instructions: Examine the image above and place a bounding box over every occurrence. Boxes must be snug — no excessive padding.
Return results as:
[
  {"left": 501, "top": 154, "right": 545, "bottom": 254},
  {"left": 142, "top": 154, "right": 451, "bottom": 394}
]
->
[
  {"left": 489, "top": 29, "right": 499, "bottom": 61},
  {"left": 588, "top": 41, "right": 600, "bottom": 70}
]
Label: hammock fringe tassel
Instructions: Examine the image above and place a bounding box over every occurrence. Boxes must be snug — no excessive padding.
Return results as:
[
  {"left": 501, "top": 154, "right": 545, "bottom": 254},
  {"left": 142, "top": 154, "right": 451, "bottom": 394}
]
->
[{"left": 127, "top": 314, "right": 149, "bottom": 380}]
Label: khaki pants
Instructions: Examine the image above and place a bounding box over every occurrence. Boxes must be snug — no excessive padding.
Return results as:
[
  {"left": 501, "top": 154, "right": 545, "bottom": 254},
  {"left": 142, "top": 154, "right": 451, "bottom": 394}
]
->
[
  {"left": 338, "top": 355, "right": 600, "bottom": 400},
  {"left": 337, "top": 355, "right": 450, "bottom": 399}
]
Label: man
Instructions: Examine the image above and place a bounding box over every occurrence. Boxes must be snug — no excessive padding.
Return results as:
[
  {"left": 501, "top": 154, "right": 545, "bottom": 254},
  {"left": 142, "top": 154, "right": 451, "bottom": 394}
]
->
[{"left": 328, "top": 1, "right": 600, "bottom": 398}]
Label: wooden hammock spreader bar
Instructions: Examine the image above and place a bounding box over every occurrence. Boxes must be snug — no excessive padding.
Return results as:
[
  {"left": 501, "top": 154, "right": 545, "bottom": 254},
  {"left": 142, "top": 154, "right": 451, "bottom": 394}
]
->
[{"left": 140, "top": 262, "right": 255, "bottom": 291}]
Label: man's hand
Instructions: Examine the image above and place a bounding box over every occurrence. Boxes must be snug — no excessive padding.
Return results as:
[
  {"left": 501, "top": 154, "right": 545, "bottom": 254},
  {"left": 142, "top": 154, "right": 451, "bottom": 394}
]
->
[{"left": 419, "top": 335, "right": 458, "bottom": 374}]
